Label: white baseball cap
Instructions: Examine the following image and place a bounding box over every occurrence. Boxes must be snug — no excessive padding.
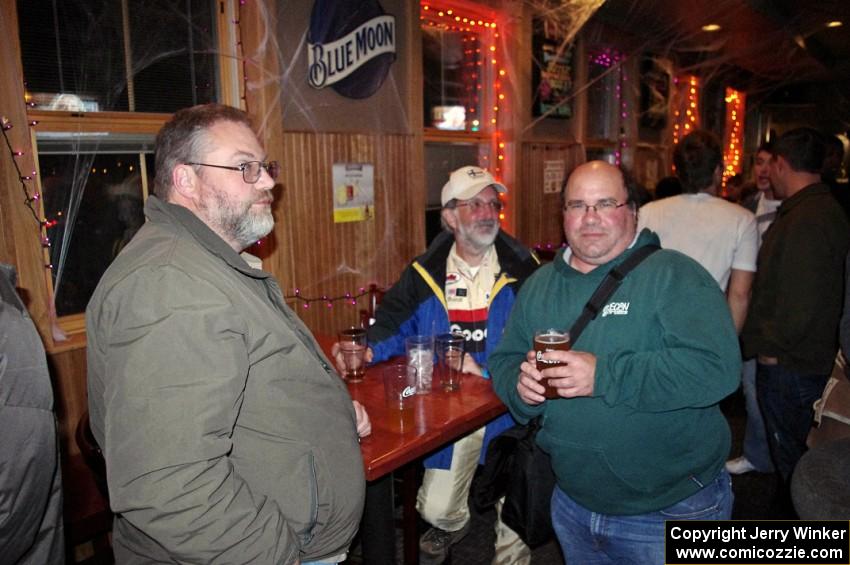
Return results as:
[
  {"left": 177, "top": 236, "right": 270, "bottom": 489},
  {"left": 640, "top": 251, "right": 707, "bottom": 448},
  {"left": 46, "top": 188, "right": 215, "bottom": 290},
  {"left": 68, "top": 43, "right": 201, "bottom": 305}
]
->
[{"left": 441, "top": 166, "right": 508, "bottom": 207}]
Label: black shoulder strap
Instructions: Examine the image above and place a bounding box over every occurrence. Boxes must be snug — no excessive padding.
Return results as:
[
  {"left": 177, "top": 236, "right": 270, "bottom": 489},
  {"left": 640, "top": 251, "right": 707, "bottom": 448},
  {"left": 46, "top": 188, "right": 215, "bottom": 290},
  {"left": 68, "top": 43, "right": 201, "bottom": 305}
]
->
[{"left": 567, "top": 244, "right": 660, "bottom": 343}]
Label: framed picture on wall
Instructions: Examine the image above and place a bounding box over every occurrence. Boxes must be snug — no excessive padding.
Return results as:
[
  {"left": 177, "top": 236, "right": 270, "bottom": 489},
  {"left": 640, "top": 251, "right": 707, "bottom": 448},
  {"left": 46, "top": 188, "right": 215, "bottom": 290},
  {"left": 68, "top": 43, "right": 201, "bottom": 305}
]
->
[
  {"left": 640, "top": 53, "right": 672, "bottom": 130},
  {"left": 639, "top": 54, "right": 672, "bottom": 131},
  {"left": 532, "top": 17, "right": 573, "bottom": 119}
]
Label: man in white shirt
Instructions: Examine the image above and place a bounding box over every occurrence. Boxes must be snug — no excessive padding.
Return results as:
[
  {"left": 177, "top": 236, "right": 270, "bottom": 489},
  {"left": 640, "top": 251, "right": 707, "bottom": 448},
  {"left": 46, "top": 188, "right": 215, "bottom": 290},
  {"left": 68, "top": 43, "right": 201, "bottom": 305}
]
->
[
  {"left": 727, "top": 141, "right": 780, "bottom": 475},
  {"left": 743, "top": 142, "right": 783, "bottom": 241},
  {"left": 639, "top": 130, "right": 758, "bottom": 333}
]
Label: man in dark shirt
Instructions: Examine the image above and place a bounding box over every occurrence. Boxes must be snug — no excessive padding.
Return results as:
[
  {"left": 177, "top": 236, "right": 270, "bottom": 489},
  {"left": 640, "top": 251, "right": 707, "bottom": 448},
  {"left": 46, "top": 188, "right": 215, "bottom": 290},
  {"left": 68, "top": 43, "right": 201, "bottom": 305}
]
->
[
  {"left": 742, "top": 128, "right": 850, "bottom": 510},
  {"left": 823, "top": 133, "right": 850, "bottom": 219}
]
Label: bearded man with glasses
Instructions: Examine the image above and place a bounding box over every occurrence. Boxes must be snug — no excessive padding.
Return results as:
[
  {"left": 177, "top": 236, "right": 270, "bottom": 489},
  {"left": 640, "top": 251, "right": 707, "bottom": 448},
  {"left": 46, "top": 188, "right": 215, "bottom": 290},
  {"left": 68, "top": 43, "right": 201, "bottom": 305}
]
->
[
  {"left": 87, "top": 104, "right": 370, "bottom": 565},
  {"left": 351, "top": 165, "right": 539, "bottom": 564}
]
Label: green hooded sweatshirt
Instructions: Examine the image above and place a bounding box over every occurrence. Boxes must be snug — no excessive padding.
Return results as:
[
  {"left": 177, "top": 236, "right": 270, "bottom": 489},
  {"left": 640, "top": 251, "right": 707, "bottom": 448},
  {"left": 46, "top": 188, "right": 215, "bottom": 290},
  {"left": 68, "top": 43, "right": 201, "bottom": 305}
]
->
[{"left": 490, "top": 229, "right": 740, "bottom": 515}]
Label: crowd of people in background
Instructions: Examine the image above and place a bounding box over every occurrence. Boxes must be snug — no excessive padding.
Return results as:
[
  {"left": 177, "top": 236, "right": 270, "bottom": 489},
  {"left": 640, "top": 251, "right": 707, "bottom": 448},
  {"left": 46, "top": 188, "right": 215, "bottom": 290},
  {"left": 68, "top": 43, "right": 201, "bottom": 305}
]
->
[
  {"left": 631, "top": 132, "right": 848, "bottom": 213},
  {"left": 639, "top": 128, "right": 850, "bottom": 523}
]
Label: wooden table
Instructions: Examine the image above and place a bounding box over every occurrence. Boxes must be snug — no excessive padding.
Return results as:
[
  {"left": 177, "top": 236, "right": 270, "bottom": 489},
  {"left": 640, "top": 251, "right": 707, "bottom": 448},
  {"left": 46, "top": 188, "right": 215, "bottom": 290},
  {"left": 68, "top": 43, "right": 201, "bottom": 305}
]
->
[
  {"left": 347, "top": 366, "right": 507, "bottom": 482},
  {"left": 315, "top": 334, "right": 507, "bottom": 564},
  {"left": 349, "top": 363, "right": 506, "bottom": 565}
]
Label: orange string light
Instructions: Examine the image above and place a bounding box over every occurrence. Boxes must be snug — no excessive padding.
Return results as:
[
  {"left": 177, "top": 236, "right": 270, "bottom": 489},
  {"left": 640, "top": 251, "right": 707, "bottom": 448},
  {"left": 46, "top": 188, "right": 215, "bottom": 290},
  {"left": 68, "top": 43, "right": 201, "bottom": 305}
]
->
[
  {"left": 721, "top": 87, "right": 746, "bottom": 192},
  {"left": 672, "top": 75, "right": 700, "bottom": 148}
]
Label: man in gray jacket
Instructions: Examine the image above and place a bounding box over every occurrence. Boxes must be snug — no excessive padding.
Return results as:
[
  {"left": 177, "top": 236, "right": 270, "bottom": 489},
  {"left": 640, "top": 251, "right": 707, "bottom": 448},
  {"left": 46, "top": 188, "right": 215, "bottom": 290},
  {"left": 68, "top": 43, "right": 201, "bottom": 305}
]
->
[
  {"left": 87, "top": 104, "right": 370, "bottom": 564},
  {"left": 0, "top": 264, "right": 64, "bottom": 564}
]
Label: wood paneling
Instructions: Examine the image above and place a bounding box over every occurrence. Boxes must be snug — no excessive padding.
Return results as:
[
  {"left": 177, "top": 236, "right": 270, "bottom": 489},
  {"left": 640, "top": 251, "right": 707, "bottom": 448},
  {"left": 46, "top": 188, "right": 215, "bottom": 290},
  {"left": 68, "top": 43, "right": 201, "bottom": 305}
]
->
[
  {"left": 266, "top": 131, "right": 425, "bottom": 336},
  {"left": 515, "top": 141, "right": 585, "bottom": 248},
  {"left": 0, "top": 1, "right": 53, "bottom": 347},
  {"left": 48, "top": 348, "right": 88, "bottom": 459}
]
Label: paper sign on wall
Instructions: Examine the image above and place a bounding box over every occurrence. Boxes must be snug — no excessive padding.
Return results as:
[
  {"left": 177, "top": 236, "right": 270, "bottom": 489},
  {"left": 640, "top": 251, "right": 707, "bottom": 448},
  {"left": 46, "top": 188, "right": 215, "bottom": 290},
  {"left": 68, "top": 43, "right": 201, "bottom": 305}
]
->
[
  {"left": 332, "top": 163, "right": 375, "bottom": 223},
  {"left": 543, "top": 160, "right": 565, "bottom": 194}
]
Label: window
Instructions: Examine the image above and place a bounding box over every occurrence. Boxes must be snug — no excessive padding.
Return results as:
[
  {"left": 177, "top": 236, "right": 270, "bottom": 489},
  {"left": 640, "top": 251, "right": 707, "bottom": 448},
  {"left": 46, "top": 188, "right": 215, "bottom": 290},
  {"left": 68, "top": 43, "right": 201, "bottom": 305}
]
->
[
  {"left": 18, "top": 0, "right": 220, "bottom": 113},
  {"left": 584, "top": 46, "right": 631, "bottom": 167},
  {"left": 37, "top": 133, "right": 154, "bottom": 317},
  {"left": 421, "top": 2, "right": 506, "bottom": 243},
  {"left": 422, "top": 22, "right": 488, "bottom": 132},
  {"left": 585, "top": 47, "right": 623, "bottom": 143},
  {"left": 15, "top": 0, "right": 235, "bottom": 334}
]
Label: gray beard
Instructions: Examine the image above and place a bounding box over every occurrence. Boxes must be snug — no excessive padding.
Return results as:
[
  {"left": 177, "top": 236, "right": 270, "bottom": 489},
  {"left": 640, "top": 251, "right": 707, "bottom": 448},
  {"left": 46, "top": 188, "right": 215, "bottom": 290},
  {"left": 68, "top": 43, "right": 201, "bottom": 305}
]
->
[
  {"left": 198, "top": 185, "right": 274, "bottom": 250},
  {"left": 457, "top": 220, "right": 499, "bottom": 253}
]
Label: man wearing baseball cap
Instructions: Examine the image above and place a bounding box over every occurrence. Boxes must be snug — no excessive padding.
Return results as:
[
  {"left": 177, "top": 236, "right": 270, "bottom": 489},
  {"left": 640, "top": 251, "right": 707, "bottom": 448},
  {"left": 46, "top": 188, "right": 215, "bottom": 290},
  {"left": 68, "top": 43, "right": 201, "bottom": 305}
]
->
[{"left": 367, "top": 166, "right": 539, "bottom": 563}]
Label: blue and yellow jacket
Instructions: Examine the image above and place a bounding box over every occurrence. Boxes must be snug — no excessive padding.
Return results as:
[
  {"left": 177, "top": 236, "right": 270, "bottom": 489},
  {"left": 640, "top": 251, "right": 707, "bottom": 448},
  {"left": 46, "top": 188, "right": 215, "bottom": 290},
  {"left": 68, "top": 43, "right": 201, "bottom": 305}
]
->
[{"left": 368, "top": 229, "right": 539, "bottom": 468}]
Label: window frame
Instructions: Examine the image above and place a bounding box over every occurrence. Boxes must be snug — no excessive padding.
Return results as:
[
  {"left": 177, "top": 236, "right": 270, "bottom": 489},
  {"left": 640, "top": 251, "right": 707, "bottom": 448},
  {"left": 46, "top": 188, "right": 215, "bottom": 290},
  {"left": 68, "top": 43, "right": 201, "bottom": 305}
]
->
[
  {"left": 19, "top": 1, "right": 242, "bottom": 344},
  {"left": 421, "top": 1, "right": 501, "bottom": 146},
  {"left": 420, "top": 0, "right": 508, "bottom": 230}
]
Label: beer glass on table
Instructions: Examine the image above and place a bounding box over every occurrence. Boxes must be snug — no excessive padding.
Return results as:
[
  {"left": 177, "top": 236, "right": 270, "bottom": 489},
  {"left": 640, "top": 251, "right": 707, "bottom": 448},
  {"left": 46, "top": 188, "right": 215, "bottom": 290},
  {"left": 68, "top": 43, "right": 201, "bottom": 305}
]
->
[
  {"left": 383, "top": 363, "right": 417, "bottom": 434},
  {"left": 338, "top": 327, "right": 368, "bottom": 383},
  {"left": 436, "top": 332, "right": 465, "bottom": 392}
]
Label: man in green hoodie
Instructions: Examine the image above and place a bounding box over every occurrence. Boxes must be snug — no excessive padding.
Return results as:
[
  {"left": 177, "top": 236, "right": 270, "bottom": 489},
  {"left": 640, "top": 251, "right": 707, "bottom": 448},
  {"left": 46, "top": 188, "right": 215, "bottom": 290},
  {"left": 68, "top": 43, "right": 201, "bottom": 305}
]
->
[{"left": 490, "top": 161, "right": 741, "bottom": 564}]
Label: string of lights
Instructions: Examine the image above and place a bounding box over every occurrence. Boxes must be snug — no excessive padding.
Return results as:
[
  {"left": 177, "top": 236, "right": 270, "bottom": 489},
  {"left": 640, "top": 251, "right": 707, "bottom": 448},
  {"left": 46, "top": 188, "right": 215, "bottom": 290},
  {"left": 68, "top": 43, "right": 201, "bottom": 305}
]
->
[
  {"left": 672, "top": 75, "right": 700, "bottom": 147},
  {"left": 1, "top": 116, "right": 53, "bottom": 269},
  {"left": 532, "top": 242, "right": 566, "bottom": 250},
  {"left": 284, "top": 284, "right": 386, "bottom": 309},
  {"left": 235, "top": 0, "right": 249, "bottom": 112},
  {"left": 722, "top": 87, "right": 745, "bottom": 189},
  {"left": 1, "top": 117, "right": 40, "bottom": 223}
]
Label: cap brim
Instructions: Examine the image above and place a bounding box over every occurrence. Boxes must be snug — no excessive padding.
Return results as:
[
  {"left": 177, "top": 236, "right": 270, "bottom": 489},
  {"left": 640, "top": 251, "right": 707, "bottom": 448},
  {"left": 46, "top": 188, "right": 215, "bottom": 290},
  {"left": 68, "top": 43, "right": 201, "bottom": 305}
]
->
[{"left": 443, "top": 180, "right": 508, "bottom": 205}]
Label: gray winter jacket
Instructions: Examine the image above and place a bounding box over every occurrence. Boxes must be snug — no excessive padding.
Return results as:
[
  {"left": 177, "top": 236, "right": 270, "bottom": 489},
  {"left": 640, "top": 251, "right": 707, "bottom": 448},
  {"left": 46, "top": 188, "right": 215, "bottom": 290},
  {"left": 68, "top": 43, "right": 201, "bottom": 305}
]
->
[
  {"left": 87, "top": 196, "right": 365, "bottom": 564},
  {"left": 0, "top": 264, "right": 64, "bottom": 564}
]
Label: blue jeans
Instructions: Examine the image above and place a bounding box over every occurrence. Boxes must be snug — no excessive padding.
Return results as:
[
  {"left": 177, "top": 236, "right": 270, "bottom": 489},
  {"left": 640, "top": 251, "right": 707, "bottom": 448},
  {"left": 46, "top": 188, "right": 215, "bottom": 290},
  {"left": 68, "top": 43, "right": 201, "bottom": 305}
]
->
[
  {"left": 551, "top": 470, "right": 733, "bottom": 564},
  {"left": 741, "top": 359, "right": 774, "bottom": 472},
  {"left": 756, "top": 363, "right": 829, "bottom": 482}
]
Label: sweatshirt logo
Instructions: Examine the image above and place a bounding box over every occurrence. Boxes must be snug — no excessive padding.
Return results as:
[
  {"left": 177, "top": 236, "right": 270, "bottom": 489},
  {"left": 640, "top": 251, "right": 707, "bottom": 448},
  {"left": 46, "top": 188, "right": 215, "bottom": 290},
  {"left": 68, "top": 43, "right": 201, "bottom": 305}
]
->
[{"left": 601, "top": 301, "right": 630, "bottom": 317}]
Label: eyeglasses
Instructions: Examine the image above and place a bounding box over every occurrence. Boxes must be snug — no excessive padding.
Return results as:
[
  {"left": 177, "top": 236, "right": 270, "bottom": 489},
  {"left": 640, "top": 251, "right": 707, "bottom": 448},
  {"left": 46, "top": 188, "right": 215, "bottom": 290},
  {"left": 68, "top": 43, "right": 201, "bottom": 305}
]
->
[
  {"left": 184, "top": 160, "right": 280, "bottom": 183},
  {"left": 449, "top": 199, "right": 504, "bottom": 213},
  {"left": 564, "top": 198, "right": 628, "bottom": 216}
]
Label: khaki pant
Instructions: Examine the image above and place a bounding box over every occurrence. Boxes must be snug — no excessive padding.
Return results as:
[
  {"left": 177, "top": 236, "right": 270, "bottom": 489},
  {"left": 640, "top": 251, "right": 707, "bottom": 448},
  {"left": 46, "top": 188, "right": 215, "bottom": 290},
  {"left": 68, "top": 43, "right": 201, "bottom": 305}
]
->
[{"left": 416, "top": 426, "right": 531, "bottom": 565}]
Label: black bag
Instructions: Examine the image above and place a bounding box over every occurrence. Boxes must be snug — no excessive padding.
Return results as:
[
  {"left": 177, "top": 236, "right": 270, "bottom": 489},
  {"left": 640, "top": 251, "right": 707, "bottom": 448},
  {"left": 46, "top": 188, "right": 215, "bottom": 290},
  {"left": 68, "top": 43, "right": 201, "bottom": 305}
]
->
[
  {"left": 474, "top": 417, "right": 554, "bottom": 548},
  {"left": 473, "top": 244, "right": 660, "bottom": 548}
]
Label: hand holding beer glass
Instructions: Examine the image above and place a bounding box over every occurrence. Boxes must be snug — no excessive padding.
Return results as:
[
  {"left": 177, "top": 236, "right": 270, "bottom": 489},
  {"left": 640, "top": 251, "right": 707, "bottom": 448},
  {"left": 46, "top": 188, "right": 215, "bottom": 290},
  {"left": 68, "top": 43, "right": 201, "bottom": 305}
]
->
[{"left": 533, "top": 329, "right": 571, "bottom": 399}]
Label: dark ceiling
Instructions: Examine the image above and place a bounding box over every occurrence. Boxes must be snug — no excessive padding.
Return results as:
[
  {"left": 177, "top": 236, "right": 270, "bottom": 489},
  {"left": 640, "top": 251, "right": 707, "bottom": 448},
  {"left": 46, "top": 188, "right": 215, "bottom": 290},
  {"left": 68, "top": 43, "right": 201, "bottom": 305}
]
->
[{"left": 590, "top": 0, "right": 850, "bottom": 128}]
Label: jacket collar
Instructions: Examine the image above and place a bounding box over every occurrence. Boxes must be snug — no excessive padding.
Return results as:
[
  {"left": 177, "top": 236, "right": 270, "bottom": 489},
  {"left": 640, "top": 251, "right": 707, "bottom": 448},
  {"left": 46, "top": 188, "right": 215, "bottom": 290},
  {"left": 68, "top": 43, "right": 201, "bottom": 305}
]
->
[
  {"left": 416, "top": 230, "right": 538, "bottom": 283},
  {"left": 777, "top": 182, "right": 830, "bottom": 217},
  {"left": 556, "top": 228, "right": 660, "bottom": 278},
  {"left": 144, "top": 195, "right": 271, "bottom": 280}
]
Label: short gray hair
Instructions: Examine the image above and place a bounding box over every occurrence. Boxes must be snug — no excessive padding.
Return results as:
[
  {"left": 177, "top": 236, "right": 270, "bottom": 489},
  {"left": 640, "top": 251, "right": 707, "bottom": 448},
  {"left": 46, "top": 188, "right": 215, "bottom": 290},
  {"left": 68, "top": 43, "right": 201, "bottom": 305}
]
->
[{"left": 153, "top": 104, "right": 253, "bottom": 200}]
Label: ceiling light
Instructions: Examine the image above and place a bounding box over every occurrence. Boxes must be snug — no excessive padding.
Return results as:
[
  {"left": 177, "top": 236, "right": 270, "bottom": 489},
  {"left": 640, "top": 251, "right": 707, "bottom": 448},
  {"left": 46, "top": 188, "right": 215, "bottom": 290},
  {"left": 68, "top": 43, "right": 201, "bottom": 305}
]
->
[
  {"left": 701, "top": 24, "right": 722, "bottom": 32},
  {"left": 826, "top": 21, "right": 843, "bottom": 28}
]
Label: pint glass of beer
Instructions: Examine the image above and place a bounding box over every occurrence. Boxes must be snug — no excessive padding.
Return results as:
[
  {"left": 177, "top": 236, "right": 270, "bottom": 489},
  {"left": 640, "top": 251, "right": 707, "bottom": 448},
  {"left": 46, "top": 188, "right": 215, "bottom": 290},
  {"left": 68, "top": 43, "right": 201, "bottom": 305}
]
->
[
  {"left": 436, "top": 332, "right": 465, "bottom": 392},
  {"left": 338, "top": 327, "right": 368, "bottom": 382},
  {"left": 383, "top": 363, "right": 417, "bottom": 434},
  {"left": 533, "top": 329, "right": 570, "bottom": 399}
]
